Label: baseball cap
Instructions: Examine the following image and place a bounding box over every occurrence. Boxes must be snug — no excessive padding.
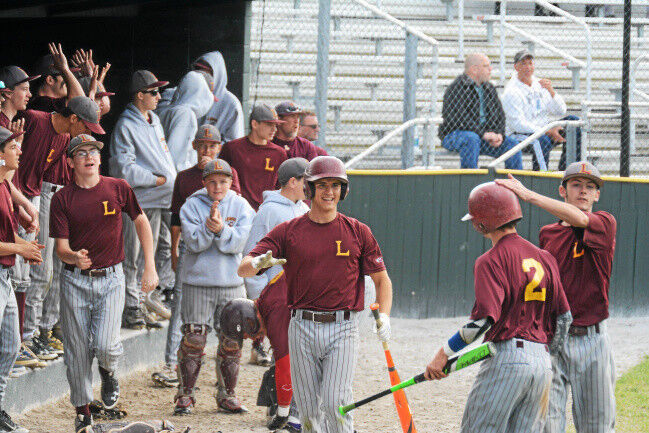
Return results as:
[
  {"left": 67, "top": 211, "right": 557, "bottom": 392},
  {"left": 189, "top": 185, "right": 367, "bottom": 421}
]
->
[
  {"left": 277, "top": 157, "right": 309, "bottom": 186},
  {"left": 130, "top": 70, "right": 169, "bottom": 94},
  {"left": 0, "top": 66, "right": 40, "bottom": 89},
  {"left": 275, "top": 101, "right": 304, "bottom": 117},
  {"left": 68, "top": 96, "right": 106, "bottom": 135},
  {"left": 0, "top": 126, "right": 24, "bottom": 147},
  {"left": 194, "top": 124, "right": 222, "bottom": 143},
  {"left": 32, "top": 54, "right": 80, "bottom": 77},
  {"left": 562, "top": 161, "right": 603, "bottom": 187},
  {"left": 78, "top": 77, "right": 115, "bottom": 98},
  {"left": 203, "top": 158, "right": 233, "bottom": 179},
  {"left": 250, "top": 104, "right": 284, "bottom": 124},
  {"left": 514, "top": 50, "right": 534, "bottom": 64},
  {"left": 67, "top": 133, "right": 103, "bottom": 156}
]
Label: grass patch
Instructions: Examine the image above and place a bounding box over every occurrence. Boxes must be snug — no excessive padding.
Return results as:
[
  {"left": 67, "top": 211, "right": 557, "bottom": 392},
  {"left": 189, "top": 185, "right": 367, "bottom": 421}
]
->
[{"left": 615, "top": 355, "right": 649, "bottom": 433}]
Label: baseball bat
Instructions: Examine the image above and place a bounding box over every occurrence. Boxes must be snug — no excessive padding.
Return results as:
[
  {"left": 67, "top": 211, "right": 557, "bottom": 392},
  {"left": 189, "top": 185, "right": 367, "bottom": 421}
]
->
[
  {"left": 338, "top": 341, "right": 497, "bottom": 417},
  {"left": 370, "top": 303, "right": 418, "bottom": 433}
]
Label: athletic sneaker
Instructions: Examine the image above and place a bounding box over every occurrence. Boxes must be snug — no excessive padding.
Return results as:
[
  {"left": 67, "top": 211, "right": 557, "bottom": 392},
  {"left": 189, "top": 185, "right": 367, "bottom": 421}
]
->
[
  {"left": 275, "top": 422, "right": 302, "bottom": 433},
  {"left": 98, "top": 367, "right": 119, "bottom": 409},
  {"left": 74, "top": 413, "right": 92, "bottom": 433},
  {"left": 151, "top": 364, "right": 178, "bottom": 387},
  {"left": 122, "top": 306, "right": 145, "bottom": 330},
  {"left": 9, "top": 365, "right": 27, "bottom": 378},
  {"left": 268, "top": 414, "right": 288, "bottom": 430},
  {"left": 173, "top": 395, "right": 194, "bottom": 416},
  {"left": 144, "top": 288, "right": 171, "bottom": 320},
  {"left": 25, "top": 338, "right": 58, "bottom": 361},
  {"left": 217, "top": 394, "right": 248, "bottom": 413},
  {"left": 16, "top": 345, "right": 46, "bottom": 368},
  {"left": 35, "top": 332, "right": 62, "bottom": 356},
  {"left": 0, "top": 409, "right": 28, "bottom": 433},
  {"left": 39, "top": 329, "right": 64, "bottom": 354},
  {"left": 250, "top": 342, "right": 272, "bottom": 366}
]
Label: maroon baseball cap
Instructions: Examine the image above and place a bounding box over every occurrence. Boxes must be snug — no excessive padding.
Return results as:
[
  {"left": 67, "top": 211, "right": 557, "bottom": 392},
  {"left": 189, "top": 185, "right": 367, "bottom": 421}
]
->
[
  {"left": 68, "top": 96, "right": 105, "bottom": 135},
  {"left": 0, "top": 66, "right": 40, "bottom": 88},
  {"left": 130, "top": 70, "right": 169, "bottom": 94}
]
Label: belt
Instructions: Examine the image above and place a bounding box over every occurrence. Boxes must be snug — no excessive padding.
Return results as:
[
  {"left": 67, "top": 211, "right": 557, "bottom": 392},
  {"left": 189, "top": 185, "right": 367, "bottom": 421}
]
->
[
  {"left": 64, "top": 264, "right": 115, "bottom": 277},
  {"left": 568, "top": 323, "right": 600, "bottom": 337},
  {"left": 292, "top": 310, "right": 351, "bottom": 323},
  {"left": 515, "top": 340, "right": 549, "bottom": 352}
]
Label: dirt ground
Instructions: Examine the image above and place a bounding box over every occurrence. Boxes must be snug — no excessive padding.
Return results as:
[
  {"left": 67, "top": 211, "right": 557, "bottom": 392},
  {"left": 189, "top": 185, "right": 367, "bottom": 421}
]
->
[{"left": 18, "top": 315, "right": 649, "bottom": 433}]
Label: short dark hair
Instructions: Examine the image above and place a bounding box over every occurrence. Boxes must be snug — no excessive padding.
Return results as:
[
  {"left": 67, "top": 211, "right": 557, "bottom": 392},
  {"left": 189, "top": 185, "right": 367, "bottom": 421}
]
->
[{"left": 32, "top": 74, "right": 57, "bottom": 93}]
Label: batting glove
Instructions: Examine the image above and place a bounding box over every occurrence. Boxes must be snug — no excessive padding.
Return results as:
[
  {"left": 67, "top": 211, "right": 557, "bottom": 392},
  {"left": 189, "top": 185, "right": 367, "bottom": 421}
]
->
[
  {"left": 251, "top": 250, "right": 286, "bottom": 270},
  {"left": 373, "top": 313, "right": 391, "bottom": 342}
]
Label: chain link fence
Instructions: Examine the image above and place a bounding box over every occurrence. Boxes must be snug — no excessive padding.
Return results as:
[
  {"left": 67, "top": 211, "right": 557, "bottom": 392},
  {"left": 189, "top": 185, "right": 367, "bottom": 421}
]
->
[{"left": 250, "top": 0, "right": 649, "bottom": 176}]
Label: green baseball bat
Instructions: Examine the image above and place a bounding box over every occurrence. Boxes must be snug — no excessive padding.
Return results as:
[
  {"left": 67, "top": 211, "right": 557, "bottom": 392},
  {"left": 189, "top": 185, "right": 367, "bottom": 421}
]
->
[{"left": 338, "top": 342, "right": 497, "bottom": 417}]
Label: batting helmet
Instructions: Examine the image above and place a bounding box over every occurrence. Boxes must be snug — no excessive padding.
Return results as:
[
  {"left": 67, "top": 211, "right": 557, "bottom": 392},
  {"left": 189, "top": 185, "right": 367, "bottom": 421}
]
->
[
  {"left": 461, "top": 182, "right": 522, "bottom": 234},
  {"left": 304, "top": 156, "right": 349, "bottom": 200},
  {"left": 219, "top": 299, "right": 261, "bottom": 343}
]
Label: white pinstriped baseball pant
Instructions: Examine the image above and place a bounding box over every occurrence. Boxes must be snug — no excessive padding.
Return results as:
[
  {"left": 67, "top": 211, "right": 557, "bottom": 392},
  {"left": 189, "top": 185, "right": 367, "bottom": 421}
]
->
[
  {"left": 0, "top": 268, "right": 20, "bottom": 407},
  {"left": 60, "top": 264, "right": 125, "bottom": 406},
  {"left": 288, "top": 310, "right": 360, "bottom": 433},
  {"left": 544, "top": 321, "right": 615, "bottom": 433},
  {"left": 461, "top": 339, "right": 552, "bottom": 433}
]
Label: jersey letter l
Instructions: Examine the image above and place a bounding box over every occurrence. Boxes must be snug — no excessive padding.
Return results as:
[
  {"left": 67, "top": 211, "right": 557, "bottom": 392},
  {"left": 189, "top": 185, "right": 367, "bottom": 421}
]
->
[
  {"left": 46, "top": 149, "right": 55, "bottom": 163},
  {"left": 264, "top": 158, "right": 275, "bottom": 171},
  {"left": 102, "top": 201, "right": 116, "bottom": 215},
  {"left": 335, "top": 240, "right": 350, "bottom": 256},
  {"left": 573, "top": 242, "right": 585, "bottom": 258}
]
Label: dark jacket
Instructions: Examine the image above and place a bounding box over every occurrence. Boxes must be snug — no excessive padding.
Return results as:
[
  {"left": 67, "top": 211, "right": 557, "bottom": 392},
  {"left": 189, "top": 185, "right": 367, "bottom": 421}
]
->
[{"left": 439, "top": 74, "right": 506, "bottom": 139}]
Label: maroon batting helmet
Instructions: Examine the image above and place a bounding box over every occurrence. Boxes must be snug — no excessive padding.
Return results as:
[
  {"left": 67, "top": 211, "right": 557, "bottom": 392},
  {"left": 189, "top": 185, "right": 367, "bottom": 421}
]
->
[
  {"left": 304, "top": 156, "right": 349, "bottom": 200},
  {"left": 461, "top": 182, "right": 522, "bottom": 234},
  {"left": 219, "top": 299, "right": 261, "bottom": 343}
]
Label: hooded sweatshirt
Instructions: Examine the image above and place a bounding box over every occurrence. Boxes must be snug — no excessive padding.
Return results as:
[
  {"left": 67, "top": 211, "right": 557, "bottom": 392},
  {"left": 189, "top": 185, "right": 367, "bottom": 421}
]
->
[
  {"left": 157, "top": 71, "right": 214, "bottom": 171},
  {"left": 243, "top": 189, "right": 309, "bottom": 299},
  {"left": 109, "top": 103, "right": 177, "bottom": 209},
  {"left": 180, "top": 188, "right": 254, "bottom": 287},
  {"left": 195, "top": 51, "right": 245, "bottom": 142}
]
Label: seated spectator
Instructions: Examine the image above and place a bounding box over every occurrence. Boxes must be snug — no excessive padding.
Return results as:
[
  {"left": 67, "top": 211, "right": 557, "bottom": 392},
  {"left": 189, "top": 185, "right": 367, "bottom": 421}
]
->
[
  {"left": 439, "top": 53, "right": 522, "bottom": 170},
  {"left": 502, "top": 50, "right": 581, "bottom": 171},
  {"left": 298, "top": 110, "right": 327, "bottom": 156}
]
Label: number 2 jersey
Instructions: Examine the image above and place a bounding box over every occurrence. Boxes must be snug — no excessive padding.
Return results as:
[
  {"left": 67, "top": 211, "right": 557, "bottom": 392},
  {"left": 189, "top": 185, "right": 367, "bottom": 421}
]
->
[{"left": 471, "top": 233, "right": 570, "bottom": 344}]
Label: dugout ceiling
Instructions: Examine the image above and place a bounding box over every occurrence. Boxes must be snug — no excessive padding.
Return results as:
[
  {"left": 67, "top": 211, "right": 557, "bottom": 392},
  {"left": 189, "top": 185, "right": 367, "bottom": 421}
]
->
[{"left": 0, "top": 0, "right": 252, "bottom": 174}]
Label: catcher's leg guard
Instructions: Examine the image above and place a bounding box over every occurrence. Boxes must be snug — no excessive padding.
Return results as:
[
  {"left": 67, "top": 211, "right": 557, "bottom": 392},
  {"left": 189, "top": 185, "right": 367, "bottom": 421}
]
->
[
  {"left": 174, "top": 324, "right": 207, "bottom": 414},
  {"left": 215, "top": 333, "right": 247, "bottom": 413}
]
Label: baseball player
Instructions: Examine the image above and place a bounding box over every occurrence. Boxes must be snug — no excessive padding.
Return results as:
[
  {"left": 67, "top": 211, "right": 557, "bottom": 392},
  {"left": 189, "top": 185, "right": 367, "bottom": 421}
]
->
[
  {"left": 50, "top": 134, "right": 158, "bottom": 432},
  {"left": 218, "top": 104, "right": 287, "bottom": 211},
  {"left": 297, "top": 111, "right": 326, "bottom": 156},
  {"left": 151, "top": 125, "right": 240, "bottom": 387},
  {"left": 0, "top": 126, "right": 44, "bottom": 433},
  {"left": 243, "top": 157, "right": 309, "bottom": 367},
  {"left": 495, "top": 163, "right": 616, "bottom": 433},
  {"left": 271, "top": 102, "right": 324, "bottom": 160},
  {"left": 425, "top": 181, "right": 572, "bottom": 433},
  {"left": 174, "top": 159, "right": 254, "bottom": 415},
  {"left": 238, "top": 156, "right": 393, "bottom": 433},
  {"left": 109, "top": 70, "right": 174, "bottom": 330}
]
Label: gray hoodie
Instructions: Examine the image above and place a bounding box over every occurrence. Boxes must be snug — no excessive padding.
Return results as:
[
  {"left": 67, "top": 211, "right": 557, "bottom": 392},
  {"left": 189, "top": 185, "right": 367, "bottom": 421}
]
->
[
  {"left": 195, "top": 51, "right": 245, "bottom": 142},
  {"left": 157, "top": 71, "right": 214, "bottom": 171},
  {"left": 180, "top": 188, "right": 255, "bottom": 288},
  {"left": 243, "top": 189, "right": 309, "bottom": 299},
  {"left": 109, "top": 103, "right": 177, "bottom": 209}
]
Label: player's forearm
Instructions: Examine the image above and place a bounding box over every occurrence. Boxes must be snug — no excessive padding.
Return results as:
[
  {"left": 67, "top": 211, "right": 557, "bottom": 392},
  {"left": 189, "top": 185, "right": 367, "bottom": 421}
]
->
[
  {"left": 54, "top": 239, "right": 78, "bottom": 264},
  {"left": 62, "top": 68, "right": 85, "bottom": 100},
  {"left": 9, "top": 181, "right": 30, "bottom": 209},
  {"left": 170, "top": 225, "right": 181, "bottom": 251},
  {"left": 372, "top": 270, "right": 393, "bottom": 315},
  {"left": 0, "top": 241, "right": 23, "bottom": 257},
  {"left": 133, "top": 213, "right": 156, "bottom": 269},
  {"left": 237, "top": 255, "right": 258, "bottom": 278},
  {"left": 527, "top": 191, "right": 588, "bottom": 227}
]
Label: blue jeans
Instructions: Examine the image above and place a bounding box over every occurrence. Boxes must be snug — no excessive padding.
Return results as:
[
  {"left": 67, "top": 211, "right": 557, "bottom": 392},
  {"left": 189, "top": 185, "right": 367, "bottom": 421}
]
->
[{"left": 442, "top": 130, "right": 523, "bottom": 169}]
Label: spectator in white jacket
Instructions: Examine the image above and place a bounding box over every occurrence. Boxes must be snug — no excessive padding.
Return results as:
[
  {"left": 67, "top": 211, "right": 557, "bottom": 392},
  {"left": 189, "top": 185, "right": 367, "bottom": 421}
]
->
[{"left": 502, "top": 50, "right": 581, "bottom": 171}]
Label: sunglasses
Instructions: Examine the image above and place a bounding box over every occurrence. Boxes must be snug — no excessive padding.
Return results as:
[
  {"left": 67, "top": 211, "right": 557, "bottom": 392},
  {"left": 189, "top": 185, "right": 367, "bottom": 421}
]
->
[
  {"left": 303, "top": 124, "right": 319, "bottom": 129},
  {"left": 142, "top": 89, "right": 160, "bottom": 96}
]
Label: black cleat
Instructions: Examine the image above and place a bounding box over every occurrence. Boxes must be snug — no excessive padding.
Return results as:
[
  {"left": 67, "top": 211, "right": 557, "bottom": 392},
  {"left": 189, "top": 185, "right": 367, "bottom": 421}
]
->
[
  {"left": 0, "top": 409, "right": 28, "bottom": 433},
  {"left": 99, "top": 367, "right": 120, "bottom": 409},
  {"left": 74, "top": 413, "right": 92, "bottom": 433},
  {"left": 122, "top": 306, "right": 145, "bottom": 330},
  {"left": 268, "top": 414, "right": 288, "bottom": 430}
]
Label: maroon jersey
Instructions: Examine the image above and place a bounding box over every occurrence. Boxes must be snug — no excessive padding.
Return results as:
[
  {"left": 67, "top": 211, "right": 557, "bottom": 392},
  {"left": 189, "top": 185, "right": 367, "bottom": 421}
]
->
[
  {"left": 272, "top": 136, "right": 322, "bottom": 161},
  {"left": 250, "top": 213, "right": 386, "bottom": 311},
  {"left": 471, "top": 233, "right": 569, "bottom": 344},
  {"left": 0, "top": 112, "right": 8, "bottom": 129},
  {"left": 315, "top": 146, "right": 328, "bottom": 157},
  {"left": 0, "top": 181, "right": 17, "bottom": 267},
  {"left": 170, "top": 164, "right": 241, "bottom": 225},
  {"left": 219, "top": 137, "right": 287, "bottom": 210},
  {"left": 49, "top": 176, "right": 142, "bottom": 269},
  {"left": 13, "top": 110, "right": 70, "bottom": 197},
  {"left": 43, "top": 156, "right": 72, "bottom": 186},
  {"left": 539, "top": 211, "right": 616, "bottom": 326},
  {"left": 256, "top": 271, "right": 290, "bottom": 359}
]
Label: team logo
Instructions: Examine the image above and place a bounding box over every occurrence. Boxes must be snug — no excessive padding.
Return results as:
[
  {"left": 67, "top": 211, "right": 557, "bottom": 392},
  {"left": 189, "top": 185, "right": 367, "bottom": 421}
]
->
[
  {"left": 226, "top": 217, "right": 236, "bottom": 227},
  {"left": 572, "top": 241, "right": 584, "bottom": 258},
  {"left": 335, "top": 240, "right": 350, "bottom": 257},
  {"left": 264, "top": 157, "right": 275, "bottom": 172},
  {"left": 102, "top": 201, "right": 116, "bottom": 216},
  {"left": 579, "top": 163, "right": 591, "bottom": 175},
  {"left": 204, "top": 128, "right": 212, "bottom": 138},
  {"left": 46, "top": 148, "right": 55, "bottom": 163},
  {"left": 214, "top": 160, "right": 223, "bottom": 170}
]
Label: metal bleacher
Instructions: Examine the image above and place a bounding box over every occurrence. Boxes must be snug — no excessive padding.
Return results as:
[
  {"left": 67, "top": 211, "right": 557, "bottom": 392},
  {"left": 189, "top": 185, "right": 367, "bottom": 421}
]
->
[{"left": 250, "top": 0, "right": 649, "bottom": 175}]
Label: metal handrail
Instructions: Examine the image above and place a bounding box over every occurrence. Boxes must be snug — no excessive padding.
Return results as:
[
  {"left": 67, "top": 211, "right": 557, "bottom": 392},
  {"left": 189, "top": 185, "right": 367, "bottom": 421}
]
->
[
  {"left": 501, "top": 22, "right": 585, "bottom": 68},
  {"left": 487, "top": 119, "right": 585, "bottom": 168},
  {"left": 351, "top": 0, "right": 440, "bottom": 120},
  {"left": 345, "top": 117, "right": 442, "bottom": 169}
]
